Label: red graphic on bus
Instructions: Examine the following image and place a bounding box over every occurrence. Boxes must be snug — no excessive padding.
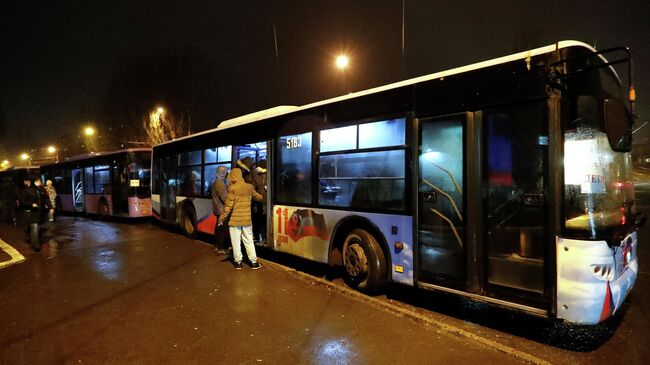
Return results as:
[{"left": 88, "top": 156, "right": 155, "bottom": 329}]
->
[{"left": 276, "top": 208, "right": 329, "bottom": 243}]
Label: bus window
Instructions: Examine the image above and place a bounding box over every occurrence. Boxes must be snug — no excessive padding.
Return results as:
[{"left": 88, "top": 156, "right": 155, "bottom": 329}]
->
[
  {"left": 359, "top": 118, "right": 406, "bottom": 149},
  {"left": 179, "top": 150, "right": 202, "bottom": 166},
  {"left": 178, "top": 166, "right": 201, "bottom": 197},
  {"left": 203, "top": 145, "right": 232, "bottom": 196},
  {"left": 319, "top": 150, "right": 405, "bottom": 210},
  {"left": 84, "top": 167, "right": 94, "bottom": 194},
  {"left": 94, "top": 168, "right": 110, "bottom": 193},
  {"left": 278, "top": 133, "right": 312, "bottom": 205},
  {"left": 320, "top": 125, "right": 357, "bottom": 152}
]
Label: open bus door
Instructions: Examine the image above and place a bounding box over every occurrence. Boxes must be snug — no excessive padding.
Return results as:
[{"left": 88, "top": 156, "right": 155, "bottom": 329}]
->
[{"left": 72, "top": 169, "right": 84, "bottom": 212}]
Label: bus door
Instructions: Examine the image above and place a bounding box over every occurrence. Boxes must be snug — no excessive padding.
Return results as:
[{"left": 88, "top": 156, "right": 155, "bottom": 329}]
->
[
  {"left": 72, "top": 169, "right": 84, "bottom": 212},
  {"left": 234, "top": 142, "right": 269, "bottom": 242},
  {"left": 111, "top": 161, "right": 127, "bottom": 216},
  {"left": 417, "top": 115, "right": 466, "bottom": 286},
  {"left": 483, "top": 103, "right": 548, "bottom": 303},
  {"left": 160, "top": 155, "right": 178, "bottom": 222}
]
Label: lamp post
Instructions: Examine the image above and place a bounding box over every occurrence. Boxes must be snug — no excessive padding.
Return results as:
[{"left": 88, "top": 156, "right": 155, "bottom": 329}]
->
[{"left": 335, "top": 54, "right": 350, "bottom": 94}]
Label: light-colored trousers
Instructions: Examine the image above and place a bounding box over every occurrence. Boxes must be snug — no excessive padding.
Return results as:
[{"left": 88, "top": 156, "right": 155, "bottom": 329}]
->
[{"left": 229, "top": 225, "right": 257, "bottom": 264}]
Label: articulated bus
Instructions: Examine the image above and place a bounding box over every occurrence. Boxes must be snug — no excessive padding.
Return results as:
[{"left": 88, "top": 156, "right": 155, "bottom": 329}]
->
[
  {"left": 152, "top": 41, "right": 642, "bottom": 325},
  {"left": 40, "top": 149, "right": 152, "bottom": 218}
]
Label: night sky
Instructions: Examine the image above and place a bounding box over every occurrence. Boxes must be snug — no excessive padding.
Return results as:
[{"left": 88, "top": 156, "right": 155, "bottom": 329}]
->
[{"left": 1, "top": 1, "right": 649, "bottom": 157}]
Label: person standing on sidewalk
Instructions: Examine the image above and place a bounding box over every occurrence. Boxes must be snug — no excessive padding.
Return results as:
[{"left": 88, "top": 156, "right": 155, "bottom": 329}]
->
[
  {"left": 18, "top": 178, "right": 41, "bottom": 251},
  {"left": 217, "top": 167, "right": 264, "bottom": 270},
  {"left": 210, "top": 166, "right": 230, "bottom": 255},
  {"left": 45, "top": 179, "right": 57, "bottom": 222}
]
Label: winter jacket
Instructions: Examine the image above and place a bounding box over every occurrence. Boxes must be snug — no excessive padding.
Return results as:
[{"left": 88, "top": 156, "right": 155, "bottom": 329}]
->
[
  {"left": 19, "top": 185, "right": 40, "bottom": 224},
  {"left": 252, "top": 165, "right": 267, "bottom": 210},
  {"left": 45, "top": 185, "right": 57, "bottom": 208},
  {"left": 218, "top": 168, "right": 263, "bottom": 227},
  {"left": 210, "top": 166, "right": 228, "bottom": 217}
]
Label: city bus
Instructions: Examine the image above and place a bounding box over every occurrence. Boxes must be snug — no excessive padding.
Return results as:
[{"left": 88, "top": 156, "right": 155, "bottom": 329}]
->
[
  {"left": 40, "top": 149, "right": 152, "bottom": 218},
  {"left": 151, "top": 41, "right": 641, "bottom": 325}
]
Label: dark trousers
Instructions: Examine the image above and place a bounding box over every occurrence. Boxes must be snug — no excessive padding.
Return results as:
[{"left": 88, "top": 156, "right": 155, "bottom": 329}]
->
[{"left": 214, "top": 216, "right": 231, "bottom": 250}]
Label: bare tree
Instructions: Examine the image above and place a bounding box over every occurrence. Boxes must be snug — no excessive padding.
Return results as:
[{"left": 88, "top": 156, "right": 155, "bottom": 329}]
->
[{"left": 142, "top": 108, "right": 187, "bottom": 145}]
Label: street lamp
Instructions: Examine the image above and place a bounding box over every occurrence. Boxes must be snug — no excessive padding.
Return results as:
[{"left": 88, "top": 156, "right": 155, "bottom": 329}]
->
[
  {"left": 84, "top": 126, "right": 95, "bottom": 136},
  {"left": 47, "top": 145, "right": 59, "bottom": 162},
  {"left": 19, "top": 153, "right": 31, "bottom": 166},
  {"left": 335, "top": 54, "right": 350, "bottom": 94}
]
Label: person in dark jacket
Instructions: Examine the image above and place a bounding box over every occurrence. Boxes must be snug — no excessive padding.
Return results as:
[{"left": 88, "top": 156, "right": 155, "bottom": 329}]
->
[
  {"left": 218, "top": 168, "right": 264, "bottom": 270},
  {"left": 19, "top": 178, "right": 41, "bottom": 250},
  {"left": 34, "top": 178, "right": 50, "bottom": 224},
  {"left": 252, "top": 159, "right": 267, "bottom": 243},
  {"left": 210, "top": 166, "right": 230, "bottom": 255},
  {"left": 0, "top": 177, "right": 18, "bottom": 225}
]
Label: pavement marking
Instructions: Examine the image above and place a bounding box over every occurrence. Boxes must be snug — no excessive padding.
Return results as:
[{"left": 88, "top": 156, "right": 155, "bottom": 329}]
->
[
  {"left": 0, "top": 238, "right": 26, "bottom": 269},
  {"left": 262, "top": 259, "right": 551, "bottom": 365}
]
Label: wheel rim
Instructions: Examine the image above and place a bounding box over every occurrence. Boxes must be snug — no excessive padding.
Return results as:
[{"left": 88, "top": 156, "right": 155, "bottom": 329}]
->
[{"left": 344, "top": 239, "right": 369, "bottom": 278}]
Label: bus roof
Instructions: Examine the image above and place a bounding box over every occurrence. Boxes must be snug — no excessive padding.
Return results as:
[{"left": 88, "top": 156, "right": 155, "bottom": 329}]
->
[
  {"left": 41, "top": 148, "right": 152, "bottom": 168},
  {"left": 155, "top": 40, "right": 610, "bottom": 147}
]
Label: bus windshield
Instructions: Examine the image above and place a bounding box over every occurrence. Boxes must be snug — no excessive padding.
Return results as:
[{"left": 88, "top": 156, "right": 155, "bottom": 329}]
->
[
  {"left": 563, "top": 63, "right": 634, "bottom": 241},
  {"left": 129, "top": 152, "right": 151, "bottom": 198}
]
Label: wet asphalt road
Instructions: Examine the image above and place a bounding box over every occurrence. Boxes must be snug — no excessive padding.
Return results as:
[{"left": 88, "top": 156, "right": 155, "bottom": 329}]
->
[
  {"left": 1, "top": 189, "right": 649, "bottom": 364},
  {"left": 1, "top": 217, "right": 529, "bottom": 365}
]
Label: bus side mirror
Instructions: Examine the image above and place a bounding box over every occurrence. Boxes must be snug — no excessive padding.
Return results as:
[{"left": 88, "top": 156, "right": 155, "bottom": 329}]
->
[{"left": 604, "top": 98, "right": 633, "bottom": 152}]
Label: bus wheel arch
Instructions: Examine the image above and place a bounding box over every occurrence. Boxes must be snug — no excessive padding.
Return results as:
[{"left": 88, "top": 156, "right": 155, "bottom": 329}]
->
[
  {"left": 329, "top": 217, "right": 390, "bottom": 293},
  {"left": 180, "top": 201, "right": 198, "bottom": 238}
]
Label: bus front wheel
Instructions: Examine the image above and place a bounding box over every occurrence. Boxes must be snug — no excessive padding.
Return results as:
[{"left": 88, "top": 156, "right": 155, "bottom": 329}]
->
[
  {"left": 342, "top": 228, "right": 387, "bottom": 293},
  {"left": 182, "top": 206, "right": 197, "bottom": 238}
]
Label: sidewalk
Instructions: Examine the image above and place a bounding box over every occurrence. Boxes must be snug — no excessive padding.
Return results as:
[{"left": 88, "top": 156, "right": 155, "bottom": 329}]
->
[{"left": 0, "top": 217, "right": 526, "bottom": 364}]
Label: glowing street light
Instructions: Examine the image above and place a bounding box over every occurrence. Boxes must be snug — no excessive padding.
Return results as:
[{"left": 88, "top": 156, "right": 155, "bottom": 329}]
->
[
  {"left": 20, "top": 153, "right": 30, "bottom": 161},
  {"left": 84, "top": 126, "right": 95, "bottom": 136},
  {"left": 47, "top": 145, "right": 57, "bottom": 154},
  {"left": 335, "top": 54, "right": 351, "bottom": 93},
  {"left": 335, "top": 54, "right": 349, "bottom": 70},
  {"left": 156, "top": 106, "right": 165, "bottom": 114}
]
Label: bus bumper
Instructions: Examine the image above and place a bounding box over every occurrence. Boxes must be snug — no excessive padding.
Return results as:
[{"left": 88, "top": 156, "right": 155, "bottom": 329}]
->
[{"left": 556, "top": 232, "right": 638, "bottom": 325}]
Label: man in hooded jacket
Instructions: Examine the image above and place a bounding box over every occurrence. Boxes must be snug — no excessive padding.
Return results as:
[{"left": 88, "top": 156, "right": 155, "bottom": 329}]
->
[
  {"left": 218, "top": 168, "right": 264, "bottom": 270},
  {"left": 211, "top": 166, "right": 230, "bottom": 255}
]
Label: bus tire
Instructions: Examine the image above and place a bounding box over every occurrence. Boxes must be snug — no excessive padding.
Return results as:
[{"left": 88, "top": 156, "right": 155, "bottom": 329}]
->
[
  {"left": 182, "top": 205, "right": 197, "bottom": 238},
  {"left": 342, "top": 228, "right": 387, "bottom": 294},
  {"left": 98, "top": 200, "right": 109, "bottom": 220}
]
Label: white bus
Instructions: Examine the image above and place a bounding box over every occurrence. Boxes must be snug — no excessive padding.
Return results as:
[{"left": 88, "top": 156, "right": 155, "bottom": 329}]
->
[{"left": 152, "top": 41, "right": 642, "bottom": 325}]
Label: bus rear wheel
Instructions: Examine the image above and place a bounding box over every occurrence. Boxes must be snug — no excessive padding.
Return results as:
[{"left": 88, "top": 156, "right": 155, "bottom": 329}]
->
[
  {"left": 342, "top": 228, "right": 387, "bottom": 294},
  {"left": 182, "top": 206, "right": 197, "bottom": 238}
]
